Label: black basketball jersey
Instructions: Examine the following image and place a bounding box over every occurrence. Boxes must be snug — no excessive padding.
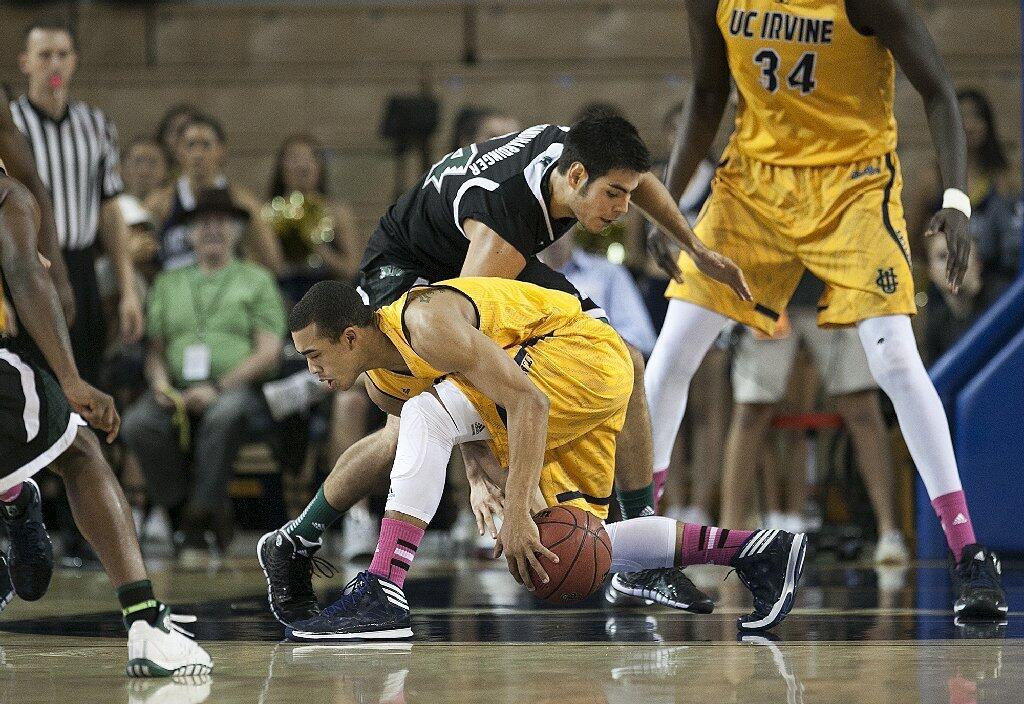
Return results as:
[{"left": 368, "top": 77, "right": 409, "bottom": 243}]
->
[{"left": 367, "top": 124, "right": 578, "bottom": 281}]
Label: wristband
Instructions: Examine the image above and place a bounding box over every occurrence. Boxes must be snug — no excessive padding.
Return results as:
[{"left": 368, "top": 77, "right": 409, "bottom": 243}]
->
[{"left": 942, "top": 188, "right": 971, "bottom": 218}]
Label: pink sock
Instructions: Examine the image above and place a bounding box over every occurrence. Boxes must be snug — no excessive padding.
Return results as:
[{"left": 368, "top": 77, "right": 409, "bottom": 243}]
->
[
  {"left": 368, "top": 518, "right": 425, "bottom": 589},
  {"left": 0, "top": 483, "right": 23, "bottom": 503},
  {"left": 931, "top": 490, "right": 976, "bottom": 559},
  {"left": 652, "top": 468, "right": 668, "bottom": 512},
  {"left": 679, "top": 523, "right": 756, "bottom": 566}
]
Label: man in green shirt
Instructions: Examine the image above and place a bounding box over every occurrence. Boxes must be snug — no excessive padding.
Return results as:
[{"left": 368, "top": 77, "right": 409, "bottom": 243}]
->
[{"left": 122, "top": 189, "right": 285, "bottom": 557}]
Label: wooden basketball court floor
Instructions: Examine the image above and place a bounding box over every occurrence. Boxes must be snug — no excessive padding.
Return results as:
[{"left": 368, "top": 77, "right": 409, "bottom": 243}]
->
[{"left": 0, "top": 544, "right": 1019, "bottom": 703}]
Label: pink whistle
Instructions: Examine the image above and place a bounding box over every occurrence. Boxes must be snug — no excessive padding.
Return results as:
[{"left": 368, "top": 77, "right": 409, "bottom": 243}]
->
[{"left": 49, "top": 74, "right": 63, "bottom": 89}]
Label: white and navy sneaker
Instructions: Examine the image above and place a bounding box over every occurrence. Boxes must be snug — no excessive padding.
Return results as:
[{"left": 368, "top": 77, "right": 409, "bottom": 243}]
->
[
  {"left": 952, "top": 544, "right": 1008, "bottom": 620},
  {"left": 286, "top": 571, "right": 412, "bottom": 642},
  {"left": 607, "top": 569, "right": 714, "bottom": 613},
  {"left": 1, "top": 479, "right": 53, "bottom": 601},
  {"left": 125, "top": 604, "right": 213, "bottom": 677},
  {"left": 731, "top": 530, "right": 807, "bottom": 631},
  {"left": 258, "top": 529, "right": 336, "bottom": 627}
]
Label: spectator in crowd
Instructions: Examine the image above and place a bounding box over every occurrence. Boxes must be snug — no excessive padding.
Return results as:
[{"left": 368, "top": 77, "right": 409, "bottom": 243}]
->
[
  {"left": 908, "top": 89, "right": 1019, "bottom": 295},
  {"left": 10, "top": 19, "right": 144, "bottom": 566},
  {"left": 265, "top": 134, "right": 360, "bottom": 303},
  {"left": 154, "top": 103, "right": 201, "bottom": 176},
  {"left": 145, "top": 113, "right": 284, "bottom": 275},
  {"left": 449, "top": 107, "right": 521, "bottom": 151},
  {"left": 121, "top": 189, "right": 285, "bottom": 563},
  {"left": 122, "top": 137, "right": 168, "bottom": 203},
  {"left": 719, "top": 272, "right": 907, "bottom": 564},
  {"left": 538, "top": 231, "right": 657, "bottom": 356},
  {"left": 923, "top": 236, "right": 988, "bottom": 364}
]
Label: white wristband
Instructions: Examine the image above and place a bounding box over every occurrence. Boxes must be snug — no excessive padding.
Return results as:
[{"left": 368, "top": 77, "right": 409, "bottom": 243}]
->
[{"left": 942, "top": 188, "right": 971, "bottom": 218}]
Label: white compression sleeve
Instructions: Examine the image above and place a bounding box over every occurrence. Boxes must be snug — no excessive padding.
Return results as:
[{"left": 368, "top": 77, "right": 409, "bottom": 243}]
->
[
  {"left": 857, "top": 315, "right": 963, "bottom": 499},
  {"left": 605, "top": 516, "right": 678, "bottom": 573},
  {"left": 644, "top": 300, "right": 730, "bottom": 470},
  {"left": 384, "top": 392, "right": 460, "bottom": 523}
]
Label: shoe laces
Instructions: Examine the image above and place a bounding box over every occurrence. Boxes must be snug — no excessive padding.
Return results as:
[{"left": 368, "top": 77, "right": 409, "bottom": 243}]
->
[
  {"left": 165, "top": 612, "right": 199, "bottom": 639},
  {"left": 275, "top": 547, "right": 336, "bottom": 603},
  {"left": 322, "top": 572, "right": 372, "bottom": 617}
]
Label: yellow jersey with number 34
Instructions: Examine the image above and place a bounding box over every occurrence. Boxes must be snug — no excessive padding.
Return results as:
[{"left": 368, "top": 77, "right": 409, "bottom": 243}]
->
[{"left": 720, "top": 0, "right": 897, "bottom": 166}]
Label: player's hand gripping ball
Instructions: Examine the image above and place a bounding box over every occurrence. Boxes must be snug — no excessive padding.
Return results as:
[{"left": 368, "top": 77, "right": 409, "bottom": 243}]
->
[{"left": 528, "top": 505, "right": 612, "bottom": 604}]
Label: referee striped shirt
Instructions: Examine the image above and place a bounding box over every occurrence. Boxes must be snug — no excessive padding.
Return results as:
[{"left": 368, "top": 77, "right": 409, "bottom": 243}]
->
[{"left": 9, "top": 95, "right": 123, "bottom": 251}]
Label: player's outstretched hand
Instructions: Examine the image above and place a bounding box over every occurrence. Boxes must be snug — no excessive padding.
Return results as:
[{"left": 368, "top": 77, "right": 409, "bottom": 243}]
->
[
  {"left": 494, "top": 512, "right": 558, "bottom": 592},
  {"left": 469, "top": 472, "right": 504, "bottom": 539},
  {"left": 63, "top": 377, "right": 121, "bottom": 443},
  {"left": 925, "top": 207, "right": 971, "bottom": 293},
  {"left": 646, "top": 228, "right": 684, "bottom": 283},
  {"left": 692, "top": 246, "right": 753, "bottom": 302}
]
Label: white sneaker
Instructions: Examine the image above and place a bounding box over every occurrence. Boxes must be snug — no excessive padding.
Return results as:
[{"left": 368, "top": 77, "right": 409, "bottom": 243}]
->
[
  {"left": 128, "top": 675, "right": 211, "bottom": 703},
  {"left": 126, "top": 605, "right": 213, "bottom": 677},
  {"left": 676, "top": 505, "right": 711, "bottom": 527},
  {"left": 341, "top": 506, "right": 379, "bottom": 562},
  {"left": 873, "top": 530, "right": 910, "bottom": 565}
]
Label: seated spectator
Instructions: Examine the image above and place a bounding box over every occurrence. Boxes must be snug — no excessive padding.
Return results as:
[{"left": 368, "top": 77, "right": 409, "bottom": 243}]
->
[
  {"left": 265, "top": 134, "right": 360, "bottom": 303},
  {"left": 145, "top": 113, "right": 283, "bottom": 275},
  {"left": 923, "top": 235, "right": 989, "bottom": 363},
  {"left": 719, "top": 272, "right": 907, "bottom": 564},
  {"left": 449, "top": 107, "right": 521, "bottom": 151},
  {"left": 538, "top": 231, "right": 657, "bottom": 356},
  {"left": 907, "top": 88, "right": 1019, "bottom": 296},
  {"left": 122, "top": 189, "right": 285, "bottom": 562},
  {"left": 155, "top": 103, "right": 201, "bottom": 177}
]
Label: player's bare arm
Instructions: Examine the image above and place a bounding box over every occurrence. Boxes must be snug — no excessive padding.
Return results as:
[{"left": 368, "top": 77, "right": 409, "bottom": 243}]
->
[
  {"left": 365, "top": 375, "right": 406, "bottom": 417},
  {"left": 632, "top": 171, "right": 752, "bottom": 301},
  {"left": 648, "top": 0, "right": 732, "bottom": 280},
  {"left": 401, "top": 288, "right": 558, "bottom": 589},
  {"left": 0, "top": 178, "right": 119, "bottom": 440},
  {"left": 0, "top": 103, "right": 75, "bottom": 323},
  {"left": 848, "top": 0, "right": 970, "bottom": 290},
  {"left": 461, "top": 219, "right": 528, "bottom": 278}
]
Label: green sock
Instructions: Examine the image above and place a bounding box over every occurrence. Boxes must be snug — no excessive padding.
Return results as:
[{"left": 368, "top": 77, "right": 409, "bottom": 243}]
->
[
  {"left": 617, "top": 483, "right": 656, "bottom": 520},
  {"left": 286, "top": 486, "right": 342, "bottom": 545}
]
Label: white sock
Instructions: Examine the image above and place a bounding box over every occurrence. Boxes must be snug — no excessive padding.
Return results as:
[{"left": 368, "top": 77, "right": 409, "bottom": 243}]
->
[
  {"left": 856, "top": 315, "right": 962, "bottom": 499},
  {"left": 645, "top": 300, "right": 729, "bottom": 470},
  {"left": 605, "top": 516, "right": 677, "bottom": 573}
]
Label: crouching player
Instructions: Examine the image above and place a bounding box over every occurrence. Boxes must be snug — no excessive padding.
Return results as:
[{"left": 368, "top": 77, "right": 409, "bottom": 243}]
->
[{"left": 279, "top": 278, "right": 806, "bottom": 639}]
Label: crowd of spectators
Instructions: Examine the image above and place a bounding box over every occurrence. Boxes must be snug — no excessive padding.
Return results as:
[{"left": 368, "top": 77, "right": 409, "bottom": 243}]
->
[{"left": 5, "top": 21, "right": 1019, "bottom": 568}]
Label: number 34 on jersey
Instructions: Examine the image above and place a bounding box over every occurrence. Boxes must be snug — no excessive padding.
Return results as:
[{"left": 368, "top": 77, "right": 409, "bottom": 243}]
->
[{"left": 727, "top": 8, "right": 835, "bottom": 96}]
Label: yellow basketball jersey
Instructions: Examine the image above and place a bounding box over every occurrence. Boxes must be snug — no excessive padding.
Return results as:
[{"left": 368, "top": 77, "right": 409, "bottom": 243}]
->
[
  {"left": 719, "top": 0, "right": 897, "bottom": 166},
  {"left": 367, "top": 277, "right": 593, "bottom": 463}
]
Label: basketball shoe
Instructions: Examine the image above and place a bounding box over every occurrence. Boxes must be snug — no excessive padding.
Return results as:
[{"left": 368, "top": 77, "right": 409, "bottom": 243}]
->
[
  {"left": 258, "top": 529, "right": 336, "bottom": 626},
  {"left": 0, "top": 479, "right": 53, "bottom": 600},
  {"left": 125, "top": 604, "right": 213, "bottom": 677},
  {"left": 606, "top": 568, "right": 714, "bottom": 613},
  {"left": 0, "top": 555, "right": 14, "bottom": 614},
  {"left": 731, "top": 530, "right": 807, "bottom": 631},
  {"left": 951, "top": 544, "right": 1007, "bottom": 620},
  {"left": 286, "top": 571, "right": 412, "bottom": 642}
]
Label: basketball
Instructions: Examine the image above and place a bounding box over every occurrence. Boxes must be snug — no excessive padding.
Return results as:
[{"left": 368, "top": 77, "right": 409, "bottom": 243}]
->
[{"left": 528, "top": 504, "right": 612, "bottom": 604}]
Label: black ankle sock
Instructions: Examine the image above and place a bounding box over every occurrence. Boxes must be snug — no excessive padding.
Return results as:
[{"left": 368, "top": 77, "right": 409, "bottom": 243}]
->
[
  {"left": 0, "top": 482, "right": 33, "bottom": 519},
  {"left": 118, "top": 579, "right": 160, "bottom": 626}
]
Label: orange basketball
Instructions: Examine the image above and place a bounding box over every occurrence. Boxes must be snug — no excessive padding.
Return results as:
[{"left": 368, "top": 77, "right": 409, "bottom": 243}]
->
[{"left": 528, "top": 504, "right": 612, "bottom": 604}]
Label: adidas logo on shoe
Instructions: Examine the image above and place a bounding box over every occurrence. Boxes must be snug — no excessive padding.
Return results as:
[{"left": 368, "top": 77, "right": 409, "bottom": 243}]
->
[{"left": 952, "top": 513, "right": 968, "bottom": 526}]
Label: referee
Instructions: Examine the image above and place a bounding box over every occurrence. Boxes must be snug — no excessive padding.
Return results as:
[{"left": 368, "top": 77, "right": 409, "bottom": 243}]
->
[{"left": 10, "top": 20, "right": 143, "bottom": 384}]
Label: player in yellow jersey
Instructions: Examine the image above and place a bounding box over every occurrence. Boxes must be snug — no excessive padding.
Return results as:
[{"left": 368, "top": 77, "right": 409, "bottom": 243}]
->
[
  {"left": 280, "top": 278, "right": 808, "bottom": 639},
  {"left": 644, "top": 0, "right": 1005, "bottom": 619}
]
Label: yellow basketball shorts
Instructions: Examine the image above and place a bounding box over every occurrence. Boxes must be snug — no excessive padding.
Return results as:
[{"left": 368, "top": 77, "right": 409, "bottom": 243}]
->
[{"left": 666, "top": 149, "right": 916, "bottom": 336}]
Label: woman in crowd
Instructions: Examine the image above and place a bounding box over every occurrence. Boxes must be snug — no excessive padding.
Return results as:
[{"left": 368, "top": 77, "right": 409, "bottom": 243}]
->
[{"left": 265, "top": 134, "right": 360, "bottom": 303}]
